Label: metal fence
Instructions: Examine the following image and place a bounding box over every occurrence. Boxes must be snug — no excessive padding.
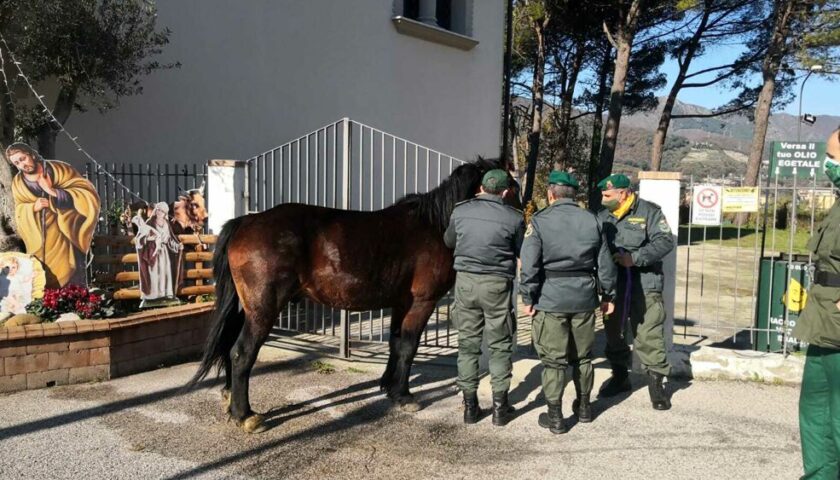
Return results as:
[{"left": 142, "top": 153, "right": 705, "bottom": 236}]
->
[
  {"left": 85, "top": 162, "right": 208, "bottom": 233},
  {"left": 675, "top": 171, "right": 834, "bottom": 354},
  {"left": 85, "top": 162, "right": 209, "bottom": 289},
  {"left": 244, "top": 118, "right": 466, "bottom": 355}
]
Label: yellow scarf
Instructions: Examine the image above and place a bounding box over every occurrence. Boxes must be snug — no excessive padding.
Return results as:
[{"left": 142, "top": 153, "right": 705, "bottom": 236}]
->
[{"left": 612, "top": 193, "right": 636, "bottom": 220}]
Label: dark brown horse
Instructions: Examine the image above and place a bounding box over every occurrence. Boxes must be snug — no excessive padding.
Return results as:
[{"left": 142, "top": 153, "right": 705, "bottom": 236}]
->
[{"left": 187, "top": 158, "right": 519, "bottom": 433}]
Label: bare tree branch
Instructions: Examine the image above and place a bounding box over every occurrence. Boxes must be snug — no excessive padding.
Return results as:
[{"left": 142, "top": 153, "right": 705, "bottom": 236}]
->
[{"left": 602, "top": 21, "right": 618, "bottom": 49}]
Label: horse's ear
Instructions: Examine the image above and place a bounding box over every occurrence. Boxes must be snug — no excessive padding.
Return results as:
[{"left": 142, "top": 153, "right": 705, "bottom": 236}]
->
[{"left": 474, "top": 155, "right": 502, "bottom": 172}]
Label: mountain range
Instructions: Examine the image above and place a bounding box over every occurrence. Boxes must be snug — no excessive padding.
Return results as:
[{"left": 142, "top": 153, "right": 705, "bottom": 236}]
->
[{"left": 614, "top": 98, "right": 840, "bottom": 178}]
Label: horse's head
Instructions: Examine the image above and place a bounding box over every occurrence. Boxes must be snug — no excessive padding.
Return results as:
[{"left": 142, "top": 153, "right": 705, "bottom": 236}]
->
[
  {"left": 398, "top": 156, "right": 522, "bottom": 233},
  {"left": 453, "top": 156, "right": 522, "bottom": 209}
]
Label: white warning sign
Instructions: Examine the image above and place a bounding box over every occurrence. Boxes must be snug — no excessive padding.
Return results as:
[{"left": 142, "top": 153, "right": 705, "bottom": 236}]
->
[
  {"left": 692, "top": 185, "right": 722, "bottom": 226},
  {"left": 722, "top": 187, "right": 759, "bottom": 213}
]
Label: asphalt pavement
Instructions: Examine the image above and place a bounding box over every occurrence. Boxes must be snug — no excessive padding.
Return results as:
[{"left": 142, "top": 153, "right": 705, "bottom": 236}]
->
[{"left": 0, "top": 338, "right": 802, "bottom": 480}]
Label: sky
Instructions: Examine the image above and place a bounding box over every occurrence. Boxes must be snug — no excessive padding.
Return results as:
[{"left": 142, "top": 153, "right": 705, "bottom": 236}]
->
[{"left": 656, "top": 43, "right": 837, "bottom": 117}]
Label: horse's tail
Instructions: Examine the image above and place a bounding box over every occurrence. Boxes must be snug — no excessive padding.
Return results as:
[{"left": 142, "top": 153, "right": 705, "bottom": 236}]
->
[{"left": 186, "top": 216, "right": 246, "bottom": 389}]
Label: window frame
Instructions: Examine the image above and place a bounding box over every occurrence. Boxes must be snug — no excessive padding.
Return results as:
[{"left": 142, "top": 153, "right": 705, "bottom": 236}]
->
[{"left": 392, "top": 0, "right": 479, "bottom": 51}]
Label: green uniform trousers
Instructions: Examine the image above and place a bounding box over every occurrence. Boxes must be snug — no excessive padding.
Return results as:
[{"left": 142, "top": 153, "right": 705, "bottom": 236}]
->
[
  {"left": 453, "top": 271, "right": 514, "bottom": 394},
  {"left": 800, "top": 345, "right": 840, "bottom": 480},
  {"left": 531, "top": 311, "right": 595, "bottom": 403},
  {"left": 604, "top": 290, "right": 670, "bottom": 376}
]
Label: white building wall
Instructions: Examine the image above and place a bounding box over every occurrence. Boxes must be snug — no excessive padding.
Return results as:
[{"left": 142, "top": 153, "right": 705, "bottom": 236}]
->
[{"left": 56, "top": 0, "right": 505, "bottom": 168}]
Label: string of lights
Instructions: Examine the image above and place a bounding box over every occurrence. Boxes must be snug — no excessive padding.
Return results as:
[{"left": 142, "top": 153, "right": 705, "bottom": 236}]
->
[{"left": 0, "top": 34, "right": 147, "bottom": 203}]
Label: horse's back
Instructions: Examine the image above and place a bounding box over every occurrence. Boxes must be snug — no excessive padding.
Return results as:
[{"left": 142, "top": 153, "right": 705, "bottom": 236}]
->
[{"left": 227, "top": 202, "right": 452, "bottom": 309}]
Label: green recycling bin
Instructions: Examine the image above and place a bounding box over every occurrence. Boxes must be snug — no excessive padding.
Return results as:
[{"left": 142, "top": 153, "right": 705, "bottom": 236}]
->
[{"left": 754, "top": 255, "right": 809, "bottom": 352}]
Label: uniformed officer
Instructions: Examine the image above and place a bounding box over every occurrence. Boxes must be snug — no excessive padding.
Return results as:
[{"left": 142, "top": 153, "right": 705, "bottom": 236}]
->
[
  {"left": 520, "top": 171, "right": 616, "bottom": 434},
  {"left": 597, "top": 174, "right": 675, "bottom": 410},
  {"left": 793, "top": 128, "right": 840, "bottom": 480},
  {"left": 443, "top": 169, "right": 525, "bottom": 426}
]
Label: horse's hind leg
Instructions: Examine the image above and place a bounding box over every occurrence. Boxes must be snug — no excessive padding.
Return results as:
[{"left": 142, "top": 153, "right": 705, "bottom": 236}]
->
[
  {"left": 387, "top": 300, "right": 436, "bottom": 412},
  {"left": 221, "top": 356, "right": 232, "bottom": 415},
  {"left": 228, "top": 280, "right": 292, "bottom": 434},
  {"left": 228, "top": 313, "right": 274, "bottom": 433}
]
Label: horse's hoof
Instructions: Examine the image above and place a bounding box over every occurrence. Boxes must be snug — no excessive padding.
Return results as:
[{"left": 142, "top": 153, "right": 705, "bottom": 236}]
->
[
  {"left": 397, "top": 396, "right": 422, "bottom": 413},
  {"left": 239, "top": 414, "right": 267, "bottom": 434},
  {"left": 400, "top": 401, "right": 422, "bottom": 413}
]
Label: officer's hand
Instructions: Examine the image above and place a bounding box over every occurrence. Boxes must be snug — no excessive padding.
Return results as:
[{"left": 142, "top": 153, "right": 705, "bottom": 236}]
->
[
  {"left": 600, "top": 302, "right": 615, "bottom": 315},
  {"left": 612, "top": 252, "right": 634, "bottom": 267},
  {"left": 524, "top": 304, "right": 537, "bottom": 317}
]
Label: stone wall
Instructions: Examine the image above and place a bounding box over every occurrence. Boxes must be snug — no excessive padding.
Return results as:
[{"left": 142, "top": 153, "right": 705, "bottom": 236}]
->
[{"left": 0, "top": 302, "right": 214, "bottom": 393}]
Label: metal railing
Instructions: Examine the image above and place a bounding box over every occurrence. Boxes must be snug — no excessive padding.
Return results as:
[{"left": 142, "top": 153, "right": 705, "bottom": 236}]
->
[
  {"left": 86, "top": 162, "right": 208, "bottom": 233},
  {"left": 244, "top": 118, "right": 466, "bottom": 356},
  {"left": 675, "top": 172, "right": 834, "bottom": 355}
]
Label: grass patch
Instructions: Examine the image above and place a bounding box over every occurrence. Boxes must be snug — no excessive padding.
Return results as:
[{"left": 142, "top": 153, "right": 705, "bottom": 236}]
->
[
  {"left": 312, "top": 360, "right": 336, "bottom": 375},
  {"left": 346, "top": 367, "right": 366, "bottom": 374},
  {"left": 679, "top": 224, "right": 811, "bottom": 255}
]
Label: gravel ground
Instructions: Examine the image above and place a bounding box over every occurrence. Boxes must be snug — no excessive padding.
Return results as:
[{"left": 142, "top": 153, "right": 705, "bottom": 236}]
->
[{"left": 0, "top": 345, "right": 802, "bottom": 480}]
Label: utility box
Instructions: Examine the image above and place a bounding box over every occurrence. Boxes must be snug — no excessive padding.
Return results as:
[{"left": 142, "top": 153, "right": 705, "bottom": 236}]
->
[{"left": 754, "top": 255, "right": 809, "bottom": 352}]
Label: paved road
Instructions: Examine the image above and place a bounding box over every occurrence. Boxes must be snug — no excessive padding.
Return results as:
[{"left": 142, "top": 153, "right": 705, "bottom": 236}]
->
[{"left": 0, "top": 343, "right": 802, "bottom": 480}]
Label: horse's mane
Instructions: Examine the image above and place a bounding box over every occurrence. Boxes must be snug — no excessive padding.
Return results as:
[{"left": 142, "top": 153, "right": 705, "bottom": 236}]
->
[{"left": 396, "top": 156, "right": 499, "bottom": 232}]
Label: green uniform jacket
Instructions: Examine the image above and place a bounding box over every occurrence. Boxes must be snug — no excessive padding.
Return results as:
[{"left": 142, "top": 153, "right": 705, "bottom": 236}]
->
[
  {"left": 519, "top": 198, "right": 617, "bottom": 313},
  {"left": 794, "top": 201, "right": 840, "bottom": 349},
  {"left": 443, "top": 194, "right": 525, "bottom": 279},
  {"left": 598, "top": 196, "right": 674, "bottom": 293}
]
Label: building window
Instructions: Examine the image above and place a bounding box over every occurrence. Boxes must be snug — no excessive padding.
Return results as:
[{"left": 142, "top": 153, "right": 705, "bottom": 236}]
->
[
  {"left": 393, "top": 0, "right": 478, "bottom": 50},
  {"left": 402, "top": 0, "right": 468, "bottom": 35}
]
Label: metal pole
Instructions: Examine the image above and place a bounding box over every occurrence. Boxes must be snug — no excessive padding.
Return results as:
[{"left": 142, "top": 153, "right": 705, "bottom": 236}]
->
[
  {"left": 798, "top": 70, "right": 814, "bottom": 142},
  {"left": 340, "top": 118, "right": 351, "bottom": 358},
  {"left": 243, "top": 160, "right": 251, "bottom": 215},
  {"left": 500, "top": 0, "right": 514, "bottom": 166},
  {"left": 782, "top": 171, "right": 798, "bottom": 354},
  {"left": 683, "top": 176, "right": 694, "bottom": 337}
]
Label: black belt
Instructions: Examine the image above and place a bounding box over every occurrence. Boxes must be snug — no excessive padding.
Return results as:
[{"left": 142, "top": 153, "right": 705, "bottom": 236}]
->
[
  {"left": 815, "top": 269, "right": 840, "bottom": 287},
  {"left": 545, "top": 270, "right": 593, "bottom": 278}
]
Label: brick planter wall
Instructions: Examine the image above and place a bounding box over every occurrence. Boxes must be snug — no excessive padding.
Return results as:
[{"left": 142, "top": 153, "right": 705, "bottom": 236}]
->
[{"left": 0, "top": 302, "right": 214, "bottom": 393}]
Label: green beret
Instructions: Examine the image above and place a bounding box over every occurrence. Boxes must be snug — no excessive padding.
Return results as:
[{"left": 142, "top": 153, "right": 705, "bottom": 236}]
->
[
  {"left": 482, "top": 169, "right": 510, "bottom": 190},
  {"left": 547, "top": 170, "right": 579, "bottom": 189},
  {"left": 597, "top": 174, "right": 631, "bottom": 191}
]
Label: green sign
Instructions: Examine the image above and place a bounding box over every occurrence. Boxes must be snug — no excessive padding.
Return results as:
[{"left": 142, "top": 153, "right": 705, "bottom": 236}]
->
[{"left": 769, "top": 141, "right": 827, "bottom": 178}]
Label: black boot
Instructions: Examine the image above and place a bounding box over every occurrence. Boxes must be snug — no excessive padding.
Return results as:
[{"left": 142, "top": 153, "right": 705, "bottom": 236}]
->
[
  {"left": 647, "top": 372, "right": 671, "bottom": 411},
  {"left": 598, "top": 368, "right": 631, "bottom": 398},
  {"left": 538, "top": 402, "right": 566, "bottom": 434},
  {"left": 492, "top": 391, "right": 515, "bottom": 427},
  {"left": 572, "top": 394, "right": 592, "bottom": 423},
  {"left": 463, "top": 391, "right": 483, "bottom": 424}
]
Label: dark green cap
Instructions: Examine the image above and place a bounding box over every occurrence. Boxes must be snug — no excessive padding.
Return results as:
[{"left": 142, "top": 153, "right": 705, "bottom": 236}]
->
[
  {"left": 482, "top": 169, "right": 510, "bottom": 190},
  {"left": 597, "top": 174, "right": 631, "bottom": 191},
  {"left": 547, "top": 170, "right": 579, "bottom": 189}
]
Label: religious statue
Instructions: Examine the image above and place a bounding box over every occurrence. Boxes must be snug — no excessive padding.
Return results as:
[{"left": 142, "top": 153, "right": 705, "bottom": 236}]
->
[
  {"left": 5, "top": 143, "right": 100, "bottom": 288},
  {"left": 134, "top": 202, "right": 184, "bottom": 308},
  {"left": 0, "top": 252, "right": 46, "bottom": 317}
]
